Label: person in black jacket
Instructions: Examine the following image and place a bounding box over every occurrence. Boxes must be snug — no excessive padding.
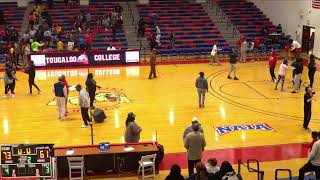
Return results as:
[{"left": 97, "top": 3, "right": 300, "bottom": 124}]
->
[
  {"left": 24, "top": 61, "right": 41, "bottom": 95},
  {"left": 303, "top": 86, "right": 314, "bottom": 131},
  {"left": 85, "top": 73, "right": 101, "bottom": 109},
  {"left": 308, "top": 54, "right": 316, "bottom": 88},
  {"left": 292, "top": 57, "right": 303, "bottom": 93},
  {"left": 227, "top": 48, "right": 239, "bottom": 80}
]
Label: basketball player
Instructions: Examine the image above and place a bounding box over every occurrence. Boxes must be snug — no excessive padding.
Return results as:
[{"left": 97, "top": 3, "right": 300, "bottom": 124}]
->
[
  {"left": 53, "top": 77, "right": 67, "bottom": 120},
  {"left": 303, "top": 86, "right": 315, "bottom": 131},
  {"left": 195, "top": 72, "right": 208, "bottom": 108},
  {"left": 24, "top": 61, "right": 41, "bottom": 95},
  {"left": 275, "top": 59, "right": 288, "bottom": 91},
  {"left": 148, "top": 48, "right": 157, "bottom": 79}
]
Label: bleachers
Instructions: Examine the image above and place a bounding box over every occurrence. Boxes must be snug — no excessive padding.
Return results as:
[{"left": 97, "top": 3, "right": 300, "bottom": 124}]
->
[
  {"left": 0, "top": 2, "right": 25, "bottom": 33},
  {"left": 137, "top": 0, "right": 230, "bottom": 56},
  {"left": 47, "top": 0, "right": 128, "bottom": 49},
  {"left": 216, "top": 0, "right": 276, "bottom": 40}
]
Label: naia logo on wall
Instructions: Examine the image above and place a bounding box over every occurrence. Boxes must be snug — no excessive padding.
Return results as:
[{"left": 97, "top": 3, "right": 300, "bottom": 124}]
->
[{"left": 214, "top": 123, "right": 275, "bottom": 136}]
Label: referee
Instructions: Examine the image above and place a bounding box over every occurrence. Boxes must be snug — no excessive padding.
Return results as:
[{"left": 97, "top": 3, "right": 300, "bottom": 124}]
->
[{"left": 304, "top": 86, "right": 315, "bottom": 131}]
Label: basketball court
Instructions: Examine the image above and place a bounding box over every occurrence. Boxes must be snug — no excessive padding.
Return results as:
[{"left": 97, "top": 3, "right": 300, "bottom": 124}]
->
[{"left": 0, "top": 60, "right": 317, "bottom": 179}]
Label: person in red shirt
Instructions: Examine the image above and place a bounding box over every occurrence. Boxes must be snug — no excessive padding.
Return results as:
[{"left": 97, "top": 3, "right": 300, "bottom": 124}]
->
[
  {"left": 304, "top": 131, "right": 319, "bottom": 151},
  {"left": 269, "top": 49, "right": 277, "bottom": 82},
  {"left": 237, "top": 37, "right": 244, "bottom": 49},
  {"left": 61, "top": 75, "right": 69, "bottom": 114},
  {"left": 85, "top": 32, "right": 93, "bottom": 50},
  {"left": 252, "top": 37, "right": 260, "bottom": 61}
]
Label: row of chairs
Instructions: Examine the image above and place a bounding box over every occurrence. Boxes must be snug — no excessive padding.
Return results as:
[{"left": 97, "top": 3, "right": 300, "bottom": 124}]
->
[{"left": 67, "top": 154, "right": 157, "bottom": 180}]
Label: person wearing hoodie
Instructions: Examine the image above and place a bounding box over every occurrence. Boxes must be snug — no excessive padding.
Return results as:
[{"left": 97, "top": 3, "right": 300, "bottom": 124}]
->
[
  {"left": 268, "top": 49, "right": 277, "bottom": 82},
  {"left": 275, "top": 59, "right": 288, "bottom": 91}
]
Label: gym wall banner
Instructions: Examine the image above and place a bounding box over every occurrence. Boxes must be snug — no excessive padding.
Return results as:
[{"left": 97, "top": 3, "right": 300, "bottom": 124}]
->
[{"left": 30, "top": 49, "right": 140, "bottom": 67}]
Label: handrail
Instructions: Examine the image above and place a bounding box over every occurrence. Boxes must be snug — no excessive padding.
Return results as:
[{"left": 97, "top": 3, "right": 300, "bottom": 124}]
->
[
  {"left": 275, "top": 169, "right": 292, "bottom": 180},
  {"left": 238, "top": 159, "right": 264, "bottom": 180}
]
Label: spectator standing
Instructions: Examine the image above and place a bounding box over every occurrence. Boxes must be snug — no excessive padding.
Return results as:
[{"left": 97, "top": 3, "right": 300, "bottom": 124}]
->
[
  {"left": 124, "top": 112, "right": 142, "bottom": 143},
  {"left": 195, "top": 72, "right": 208, "bottom": 108},
  {"left": 137, "top": 17, "right": 145, "bottom": 38},
  {"left": 169, "top": 31, "right": 175, "bottom": 49},
  {"left": 61, "top": 75, "right": 69, "bottom": 114},
  {"left": 228, "top": 48, "right": 239, "bottom": 80},
  {"left": 85, "top": 32, "right": 93, "bottom": 50},
  {"left": 303, "top": 86, "right": 314, "bottom": 131},
  {"left": 210, "top": 41, "right": 220, "bottom": 65},
  {"left": 240, "top": 39, "right": 247, "bottom": 63},
  {"left": 75, "top": 84, "right": 92, "bottom": 128},
  {"left": 148, "top": 48, "right": 157, "bottom": 79},
  {"left": 289, "top": 39, "right": 301, "bottom": 56},
  {"left": 165, "top": 164, "right": 185, "bottom": 180},
  {"left": 183, "top": 117, "right": 204, "bottom": 141},
  {"left": 275, "top": 59, "right": 288, "bottom": 91},
  {"left": 115, "top": 4, "right": 123, "bottom": 14},
  {"left": 155, "top": 25, "right": 161, "bottom": 46},
  {"left": 252, "top": 37, "right": 260, "bottom": 61},
  {"left": 29, "top": 27, "right": 37, "bottom": 39},
  {"left": 31, "top": 40, "right": 44, "bottom": 52},
  {"left": 23, "top": 44, "right": 31, "bottom": 65},
  {"left": 184, "top": 124, "right": 206, "bottom": 176},
  {"left": 3, "top": 63, "right": 15, "bottom": 98},
  {"left": 24, "top": 61, "right": 41, "bottom": 95},
  {"left": 308, "top": 54, "right": 316, "bottom": 88},
  {"left": 292, "top": 57, "right": 303, "bottom": 93},
  {"left": 85, "top": 73, "right": 101, "bottom": 109},
  {"left": 268, "top": 49, "right": 277, "bottom": 82},
  {"left": 112, "top": 24, "right": 117, "bottom": 42},
  {"left": 52, "top": 76, "right": 67, "bottom": 120},
  {"left": 78, "top": 34, "right": 85, "bottom": 50},
  {"left": 298, "top": 137, "right": 320, "bottom": 180}
]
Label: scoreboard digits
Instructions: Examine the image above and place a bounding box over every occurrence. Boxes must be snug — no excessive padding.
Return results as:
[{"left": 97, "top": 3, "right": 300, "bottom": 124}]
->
[{"left": 0, "top": 144, "right": 54, "bottom": 178}]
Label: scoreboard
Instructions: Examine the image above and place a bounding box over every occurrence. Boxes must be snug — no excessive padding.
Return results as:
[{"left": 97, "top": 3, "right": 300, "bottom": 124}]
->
[{"left": 0, "top": 144, "right": 54, "bottom": 178}]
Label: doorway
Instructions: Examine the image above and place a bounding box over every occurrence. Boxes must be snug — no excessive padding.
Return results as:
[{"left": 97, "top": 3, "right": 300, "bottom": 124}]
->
[{"left": 301, "top": 25, "right": 315, "bottom": 54}]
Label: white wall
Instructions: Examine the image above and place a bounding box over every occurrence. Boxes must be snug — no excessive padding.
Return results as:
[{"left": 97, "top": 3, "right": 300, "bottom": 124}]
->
[{"left": 249, "top": 0, "right": 320, "bottom": 57}]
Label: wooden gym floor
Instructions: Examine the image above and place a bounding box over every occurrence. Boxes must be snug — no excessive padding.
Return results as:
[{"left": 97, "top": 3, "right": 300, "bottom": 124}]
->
[{"left": 0, "top": 60, "right": 318, "bottom": 179}]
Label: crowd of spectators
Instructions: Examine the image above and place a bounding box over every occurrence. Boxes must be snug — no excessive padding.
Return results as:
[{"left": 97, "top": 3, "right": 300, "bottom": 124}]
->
[
  {"left": 0, "top": 1, "right": 126, "bottom": 67},
  {"left": 165, "top": 161, "right": 241, "bottom": 180}
]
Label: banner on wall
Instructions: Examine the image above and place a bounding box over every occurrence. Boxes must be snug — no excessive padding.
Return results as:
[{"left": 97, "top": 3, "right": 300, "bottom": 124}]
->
[
  {"left": 30, "top": 49, "right": 140, "bottom": 67},
  {"left": 314, "top": 28, "right": 320, "bottom": 58}
]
